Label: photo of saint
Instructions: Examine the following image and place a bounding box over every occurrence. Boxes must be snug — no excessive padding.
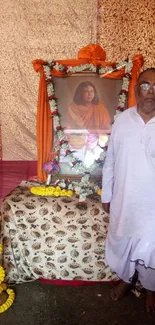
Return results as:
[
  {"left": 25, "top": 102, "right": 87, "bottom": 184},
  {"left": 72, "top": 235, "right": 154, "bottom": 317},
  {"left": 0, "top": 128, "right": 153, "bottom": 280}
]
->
[
  {"left": 65, "top": 81, "right": 112, "bottom": 133},
  {"left": 54, "top": 75, "right": 122, "bottom": 174}
]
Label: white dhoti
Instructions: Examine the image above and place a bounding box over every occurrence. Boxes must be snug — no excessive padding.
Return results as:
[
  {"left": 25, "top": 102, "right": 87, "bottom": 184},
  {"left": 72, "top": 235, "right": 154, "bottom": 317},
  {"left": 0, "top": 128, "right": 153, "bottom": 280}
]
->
[{"left": 106, "top": 232, "right": 155, "bottom": 291}]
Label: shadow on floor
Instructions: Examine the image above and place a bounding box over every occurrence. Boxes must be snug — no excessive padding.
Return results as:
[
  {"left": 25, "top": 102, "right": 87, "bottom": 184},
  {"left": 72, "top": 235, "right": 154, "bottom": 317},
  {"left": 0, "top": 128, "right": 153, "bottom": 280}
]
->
[{"left": 0, "top": 281, "right": 155, "bottom": 325}]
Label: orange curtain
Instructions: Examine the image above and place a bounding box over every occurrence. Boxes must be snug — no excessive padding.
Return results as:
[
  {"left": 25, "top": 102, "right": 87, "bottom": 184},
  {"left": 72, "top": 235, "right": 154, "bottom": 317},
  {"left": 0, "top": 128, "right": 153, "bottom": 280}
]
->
[
  {"left": 32, "top": 60, "right": 52, "bottom": 182},
  {"left": 33, "top": 45, "right": 144, "bottom": 182}
]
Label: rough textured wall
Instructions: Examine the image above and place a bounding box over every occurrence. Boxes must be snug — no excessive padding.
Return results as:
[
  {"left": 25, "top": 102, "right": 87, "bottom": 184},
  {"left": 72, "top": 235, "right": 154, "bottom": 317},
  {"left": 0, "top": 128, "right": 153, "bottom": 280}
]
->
[
  {"left": 0, "top": 0, "right": 97, "bottom": 160},
  {"left": 97, "top": 0, "right": 155, "bottom": 67}
]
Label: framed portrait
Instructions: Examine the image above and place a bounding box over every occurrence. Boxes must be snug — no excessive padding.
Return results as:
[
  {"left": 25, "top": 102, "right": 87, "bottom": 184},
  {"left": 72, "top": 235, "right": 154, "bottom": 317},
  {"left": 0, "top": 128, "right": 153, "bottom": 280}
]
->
[
  {"left": 33, "top": 44, "right": 143, "bottom": 183},
  {"left": 53, "top": 73, "right": 123, "bottom": 178}
]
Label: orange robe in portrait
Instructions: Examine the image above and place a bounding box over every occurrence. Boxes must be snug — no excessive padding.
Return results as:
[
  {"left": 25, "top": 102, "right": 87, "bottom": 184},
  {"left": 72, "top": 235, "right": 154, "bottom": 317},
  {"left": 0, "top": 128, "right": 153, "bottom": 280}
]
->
[{"left": 67, "top": 102, "right": 111, "bottom": 133}]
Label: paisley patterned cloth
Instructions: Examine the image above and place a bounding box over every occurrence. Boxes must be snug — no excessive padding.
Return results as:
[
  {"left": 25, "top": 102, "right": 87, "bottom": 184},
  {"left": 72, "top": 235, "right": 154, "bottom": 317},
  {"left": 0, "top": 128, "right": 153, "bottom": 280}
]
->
[{"left": 0, "top": 182, "right": 118, "bottom": 284}]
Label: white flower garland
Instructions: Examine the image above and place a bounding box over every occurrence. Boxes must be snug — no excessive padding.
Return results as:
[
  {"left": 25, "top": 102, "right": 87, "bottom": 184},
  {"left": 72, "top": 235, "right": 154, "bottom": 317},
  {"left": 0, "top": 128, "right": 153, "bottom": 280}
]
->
[
  {"left": 55, "top": 173, "right": 100, "bottom": 203},
  {"left": 43, "top": 59, "right": 133, "bottom": 201}
]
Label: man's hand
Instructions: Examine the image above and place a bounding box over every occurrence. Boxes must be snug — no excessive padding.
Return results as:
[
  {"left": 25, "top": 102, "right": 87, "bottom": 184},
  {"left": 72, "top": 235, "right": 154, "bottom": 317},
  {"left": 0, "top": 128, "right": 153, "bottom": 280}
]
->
[{"left": 102, "top": 202, "right": 110, "bottom": 213}]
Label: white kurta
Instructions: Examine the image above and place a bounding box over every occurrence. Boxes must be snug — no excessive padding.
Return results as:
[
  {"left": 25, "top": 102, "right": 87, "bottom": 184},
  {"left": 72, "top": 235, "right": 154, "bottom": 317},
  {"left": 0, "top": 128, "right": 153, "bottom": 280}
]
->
[
  {"left": 101, "top": 106, "right": 155, "bottom": 288},
  {"left": 102, "top": 106, "right": 155, "bottom": 244}
]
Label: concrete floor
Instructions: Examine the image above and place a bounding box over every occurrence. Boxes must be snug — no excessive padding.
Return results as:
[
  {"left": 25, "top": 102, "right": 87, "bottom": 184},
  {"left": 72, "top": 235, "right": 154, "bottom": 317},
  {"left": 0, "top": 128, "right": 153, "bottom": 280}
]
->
[{"left": 0, "top": 281, "right": 155, "bottom": 325}]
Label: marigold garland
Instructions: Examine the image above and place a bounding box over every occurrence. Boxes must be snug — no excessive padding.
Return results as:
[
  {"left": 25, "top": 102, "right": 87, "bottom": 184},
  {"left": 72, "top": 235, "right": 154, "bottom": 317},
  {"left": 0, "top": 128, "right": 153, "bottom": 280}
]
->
[
  {"left": 0, "top": 266, "right": 5, "bottom": 283},
  {"left": 0, "top": 242, "right": 15, "bottom": 313},
  {"left": 0, "top": 289, "right": 15, "bottom": 313},
  {"left": 30, "top": 186, "right": 73, "bottom": 197},
  {"left": 30, "top": 176, "right": 102, "bottom": 206}
]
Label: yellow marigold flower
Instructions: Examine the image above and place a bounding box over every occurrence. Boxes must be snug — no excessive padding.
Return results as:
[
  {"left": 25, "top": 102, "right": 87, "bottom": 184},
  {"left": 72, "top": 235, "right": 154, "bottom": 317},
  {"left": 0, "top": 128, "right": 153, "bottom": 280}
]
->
[
  {"left": 54, "top": 192, "right": 59, "bottom": 197},
  {"left": 61, "top": 189, "right": 66, "bottom": 194},
  {"left": 60, "top": 190, "right": 67, "bottom": 196},
  {"left": 49, "top": 186, "right": 55, "bottom": 190},
  {"left": 0, "top": 244, "right": 3, "bottom": 254},
  {"left": 67, "top": 190, "right": 73, "bottom": 197},
  {"left": 0, "top": 288, "right": 15, "bottom": 313},
  {"left": 30, "top": 186, "right": 73, "bottom": 198},
  {"left": 0, "top": 266, "right": 5, "bottom": 283},
  {"left": 55, "top": 186, "right": 61, "bottom": 191},
  {"left": 97, "top": 189, "right": 102, "bottom": 196}
]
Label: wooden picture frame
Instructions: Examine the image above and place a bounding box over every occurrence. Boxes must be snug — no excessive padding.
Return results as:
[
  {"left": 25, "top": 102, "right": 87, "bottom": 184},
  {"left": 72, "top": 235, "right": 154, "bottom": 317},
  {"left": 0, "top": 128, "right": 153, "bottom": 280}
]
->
[{"left": 53, "top": 72, "right": 122, "bottom": 179}]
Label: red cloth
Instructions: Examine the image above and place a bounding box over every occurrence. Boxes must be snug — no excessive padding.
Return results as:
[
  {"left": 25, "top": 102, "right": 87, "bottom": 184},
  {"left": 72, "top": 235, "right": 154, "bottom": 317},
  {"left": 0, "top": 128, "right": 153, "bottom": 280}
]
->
[{"left": 0, "top": 161, "right": 37, "bottom": 200}]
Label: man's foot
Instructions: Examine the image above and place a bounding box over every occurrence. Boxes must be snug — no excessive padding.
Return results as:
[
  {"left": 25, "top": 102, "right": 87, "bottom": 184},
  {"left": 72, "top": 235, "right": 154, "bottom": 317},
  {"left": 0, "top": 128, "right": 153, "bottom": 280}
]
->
[
  {"left": 110, "top": 280, "right": 133, "bottom": 301},
  {"left": 145, "top": 290, "right": 155, "bottom": 313}
]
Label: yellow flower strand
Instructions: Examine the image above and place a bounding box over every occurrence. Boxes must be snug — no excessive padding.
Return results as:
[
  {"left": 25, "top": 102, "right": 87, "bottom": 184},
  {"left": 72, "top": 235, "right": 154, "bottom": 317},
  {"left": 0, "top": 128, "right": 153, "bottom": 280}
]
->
[
  {"left": 30, "top": 186, "right": 73, "bottom": 197},
  {"left": 0, "top": 266, "right": 5, "bottom": 283},
  {"left": 0, "top": 243, "right": 15, "bottom": 313},
  {"left": 97, "top": 189, "right": 102, "bottom": 196},
  {"left": 0, "top": 289, "right": 15, "bottom": 313}
]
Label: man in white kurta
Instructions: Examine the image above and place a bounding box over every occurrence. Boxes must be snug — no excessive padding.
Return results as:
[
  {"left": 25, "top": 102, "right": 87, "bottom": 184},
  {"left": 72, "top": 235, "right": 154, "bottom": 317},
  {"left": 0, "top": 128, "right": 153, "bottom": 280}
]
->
[{"left": 101, "top": 68, "right": 155, "bottom": 312}]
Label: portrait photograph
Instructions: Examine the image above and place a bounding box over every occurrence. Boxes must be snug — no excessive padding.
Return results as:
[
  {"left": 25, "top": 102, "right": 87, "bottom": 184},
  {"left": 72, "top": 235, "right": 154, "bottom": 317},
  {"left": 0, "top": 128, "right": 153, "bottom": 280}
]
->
[{"left": 53, "top": 73, "right": 123, "bottom": 175}]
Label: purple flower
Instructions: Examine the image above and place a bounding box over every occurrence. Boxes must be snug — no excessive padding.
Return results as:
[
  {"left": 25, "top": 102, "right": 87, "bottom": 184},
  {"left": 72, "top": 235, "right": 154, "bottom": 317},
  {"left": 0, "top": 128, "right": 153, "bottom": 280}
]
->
[{"left": 43, "top": 161, "right": 60, "bottom": 175}]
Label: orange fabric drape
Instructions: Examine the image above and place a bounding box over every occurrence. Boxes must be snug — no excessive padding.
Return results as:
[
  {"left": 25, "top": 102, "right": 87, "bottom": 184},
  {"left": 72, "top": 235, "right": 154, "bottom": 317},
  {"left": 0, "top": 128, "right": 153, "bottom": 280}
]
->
[
  {"left": 100, "top": 54, "right": 144, "bottom": 107},
  {"left": 50, "top": 44, "right": 114, "bottom": 78},
  {"left": 32, "top": 60, "right": 52, "bottom": 182},
  {"left": 33, "top": 45, "right": 144, "bottom": 182}
]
